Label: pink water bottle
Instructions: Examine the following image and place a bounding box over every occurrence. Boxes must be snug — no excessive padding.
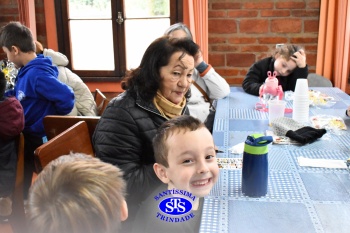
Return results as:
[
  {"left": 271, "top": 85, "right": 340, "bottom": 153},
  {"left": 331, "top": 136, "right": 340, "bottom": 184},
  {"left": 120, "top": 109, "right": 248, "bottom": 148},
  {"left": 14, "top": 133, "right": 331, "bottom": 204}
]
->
[{"left": 259, "top": 71, "right": 283, "bottom": 100}]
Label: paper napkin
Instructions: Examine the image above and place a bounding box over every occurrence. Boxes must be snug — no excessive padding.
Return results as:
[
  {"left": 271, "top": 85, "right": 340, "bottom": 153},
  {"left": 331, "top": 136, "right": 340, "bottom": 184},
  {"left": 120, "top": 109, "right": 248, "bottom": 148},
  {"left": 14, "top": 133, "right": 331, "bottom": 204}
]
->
[
  {"left": 297, "top": 156, "right": 347, "bottom": 169},
  {"left": 229, "top": 142, "right": 245, "bottom": 154}
]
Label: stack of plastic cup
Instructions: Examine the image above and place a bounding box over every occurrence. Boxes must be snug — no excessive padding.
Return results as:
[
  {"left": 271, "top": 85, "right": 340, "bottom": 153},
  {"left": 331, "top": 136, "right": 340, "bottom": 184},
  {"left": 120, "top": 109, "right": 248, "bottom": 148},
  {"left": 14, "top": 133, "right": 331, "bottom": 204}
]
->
[{"left": 292, "top": 79, "right": 309, "bottom": 123}]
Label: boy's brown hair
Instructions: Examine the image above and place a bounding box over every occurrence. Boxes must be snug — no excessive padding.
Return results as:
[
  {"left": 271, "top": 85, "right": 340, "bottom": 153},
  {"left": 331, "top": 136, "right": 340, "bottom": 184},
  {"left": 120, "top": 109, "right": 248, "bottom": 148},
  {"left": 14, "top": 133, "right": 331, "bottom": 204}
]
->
[
  {"left": 153, "top": 115, "right": 205, "bottom": 167},
  {"left": 27, "top": 153, "right": 127, "bottom": 233},
  {"left": 0, "top": 21, "right": 35, "bottom": 53}
]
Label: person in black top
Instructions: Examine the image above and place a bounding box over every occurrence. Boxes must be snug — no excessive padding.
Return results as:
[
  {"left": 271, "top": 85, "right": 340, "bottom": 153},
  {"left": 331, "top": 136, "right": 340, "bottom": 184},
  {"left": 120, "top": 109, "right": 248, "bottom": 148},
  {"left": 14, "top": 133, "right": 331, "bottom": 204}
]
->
[{"left": 243, "top": 44, "right": 308, "bottom": 96}]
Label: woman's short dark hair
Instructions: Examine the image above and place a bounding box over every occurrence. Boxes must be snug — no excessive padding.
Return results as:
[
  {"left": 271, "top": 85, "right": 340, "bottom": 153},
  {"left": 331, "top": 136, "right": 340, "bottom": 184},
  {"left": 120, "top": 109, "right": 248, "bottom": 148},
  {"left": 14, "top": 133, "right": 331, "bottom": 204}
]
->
[{"left": 122, "top": 36, "right": 199, "bottom": 102}]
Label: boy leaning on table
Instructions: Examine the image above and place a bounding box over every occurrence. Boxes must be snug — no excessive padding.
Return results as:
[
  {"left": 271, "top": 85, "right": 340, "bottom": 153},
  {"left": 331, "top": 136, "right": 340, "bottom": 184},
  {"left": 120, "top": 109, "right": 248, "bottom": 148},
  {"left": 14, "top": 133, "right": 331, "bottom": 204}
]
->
[{"left": 129, "top": 115, "right": 220, "bottom": 233}]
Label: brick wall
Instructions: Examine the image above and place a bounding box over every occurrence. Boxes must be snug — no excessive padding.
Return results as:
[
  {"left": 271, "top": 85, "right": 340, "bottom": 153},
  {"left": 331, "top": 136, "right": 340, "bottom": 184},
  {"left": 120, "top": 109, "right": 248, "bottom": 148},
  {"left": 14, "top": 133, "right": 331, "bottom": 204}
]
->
[
  {"left": 0, "top": 0, "right": 46, "bottom": 59},
  {"left": 0, "top": 0, "right": 19, "bottom": 23},
  {"left": 208, "top": 0, "right": 320, "bottom": 85},
  {"left": 0, "top": 0, "right": 320, "bottom": 86},
  {"left": 34, "top": 0, "right": 47, "bottom": 46},
  {"left": 0, "top": 0, "right": 20, "bottom": 33}
]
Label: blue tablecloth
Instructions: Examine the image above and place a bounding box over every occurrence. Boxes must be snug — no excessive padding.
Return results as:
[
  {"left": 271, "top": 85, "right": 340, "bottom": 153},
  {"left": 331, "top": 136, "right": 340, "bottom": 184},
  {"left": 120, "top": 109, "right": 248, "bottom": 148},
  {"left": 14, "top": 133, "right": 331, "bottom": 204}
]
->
[{"left": 200, "top": 87, "right": 350, "bottom": 233}]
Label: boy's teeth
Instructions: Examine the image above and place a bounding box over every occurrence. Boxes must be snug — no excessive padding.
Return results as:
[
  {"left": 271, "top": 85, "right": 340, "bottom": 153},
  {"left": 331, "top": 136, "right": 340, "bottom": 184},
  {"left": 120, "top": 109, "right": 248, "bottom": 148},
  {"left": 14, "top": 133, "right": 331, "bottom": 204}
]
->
[{"left": 193, "top": 179, "right": 209, "bottom": 185}]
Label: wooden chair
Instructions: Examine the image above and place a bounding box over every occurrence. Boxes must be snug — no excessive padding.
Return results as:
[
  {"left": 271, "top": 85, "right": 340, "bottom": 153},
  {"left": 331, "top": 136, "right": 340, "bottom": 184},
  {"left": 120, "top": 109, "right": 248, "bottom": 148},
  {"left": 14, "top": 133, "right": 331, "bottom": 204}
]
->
[
  {"left": 34, "top": 121, "right": 94, "bottom": 173},
  {"left": 43, "top": 115, "right": 100, "bottom": 142},
  {"left": 8, "top": 133, "right": 26, "bottom": 233},
  {"left": 94, "top": 89, "right": 109, "bottom": 116},
  {"left": 100, "top": 98, "right": 110, "bottom": 116}
]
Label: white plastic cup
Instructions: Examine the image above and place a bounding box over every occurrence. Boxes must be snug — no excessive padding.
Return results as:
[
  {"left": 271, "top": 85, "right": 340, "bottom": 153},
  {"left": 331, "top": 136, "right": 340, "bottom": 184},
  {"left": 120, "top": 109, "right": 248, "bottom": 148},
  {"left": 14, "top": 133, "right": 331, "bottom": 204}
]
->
[
  {"left": 293, "top": 98, "right": 310, "bottom": 105},
  {"left": 294, "top": 79, "right": 309, "bottom": 96},
  {"left": 294, "top": 94, "right": 309, "bottom": 98},
  {"left": 292, "top": 99, "right": 309, "bottom": 123},
  {"left": 293, "top": 100, "right": 309, "bottom": 107},
  {"left": 268, "top": 100, "right": 286, "bottom": 125}
]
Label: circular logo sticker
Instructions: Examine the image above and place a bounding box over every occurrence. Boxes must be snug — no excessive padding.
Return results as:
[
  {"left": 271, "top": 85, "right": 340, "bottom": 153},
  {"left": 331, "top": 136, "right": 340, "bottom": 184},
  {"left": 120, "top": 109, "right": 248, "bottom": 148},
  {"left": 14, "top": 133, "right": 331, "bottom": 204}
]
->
[{"left": 159, "top": 197, "right": 192, "bottom": 216}]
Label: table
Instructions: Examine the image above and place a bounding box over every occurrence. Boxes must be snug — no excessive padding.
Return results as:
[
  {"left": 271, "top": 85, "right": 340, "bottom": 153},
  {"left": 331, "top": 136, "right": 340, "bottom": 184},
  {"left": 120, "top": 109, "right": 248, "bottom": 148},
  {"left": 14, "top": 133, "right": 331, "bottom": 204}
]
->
[{"left": 200, "top": 87, "right": 350, "bottom": 233}]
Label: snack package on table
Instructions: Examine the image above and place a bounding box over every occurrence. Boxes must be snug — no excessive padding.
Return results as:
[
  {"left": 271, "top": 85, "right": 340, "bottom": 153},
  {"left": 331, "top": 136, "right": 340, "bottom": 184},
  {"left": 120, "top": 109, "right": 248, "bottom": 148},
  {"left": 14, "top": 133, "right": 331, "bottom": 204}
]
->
[
  {"left": 217, "top": 158, "right": 243, "bottom": 169},
  {"left": 309, "top": 90, "right": 336, "bottom": 108},
  {"left": 310, "top": 115, "right": 347, "bottom": 131}
]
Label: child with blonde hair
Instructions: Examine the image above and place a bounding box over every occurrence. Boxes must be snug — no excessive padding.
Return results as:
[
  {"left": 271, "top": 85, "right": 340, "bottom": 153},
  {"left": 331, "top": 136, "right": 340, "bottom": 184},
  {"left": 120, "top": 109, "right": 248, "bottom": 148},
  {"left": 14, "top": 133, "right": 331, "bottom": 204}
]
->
[{"left": 27, "top": 153, "right": 128, "bottom": 233}]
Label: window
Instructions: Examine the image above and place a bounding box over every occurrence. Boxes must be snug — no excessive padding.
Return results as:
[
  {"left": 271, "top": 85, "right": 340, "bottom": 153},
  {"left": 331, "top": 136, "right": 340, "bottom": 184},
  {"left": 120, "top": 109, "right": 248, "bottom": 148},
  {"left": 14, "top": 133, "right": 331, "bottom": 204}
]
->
[{"left": 55, "top": 0, "right": 182, "bottom": 81}]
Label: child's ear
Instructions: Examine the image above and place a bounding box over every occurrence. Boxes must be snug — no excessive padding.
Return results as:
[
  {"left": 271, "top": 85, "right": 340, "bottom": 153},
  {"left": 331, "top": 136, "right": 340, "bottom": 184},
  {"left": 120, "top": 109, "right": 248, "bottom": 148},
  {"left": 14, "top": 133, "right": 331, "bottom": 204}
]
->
[
  {"left": 153, "top": 163, "right": 170, "bottom": 184},
  {"left": 120, "top": 199, "right": 128, "bottom": 222},
  {"left": 11, "top": 45, "right": 19, "bottom": 55}
]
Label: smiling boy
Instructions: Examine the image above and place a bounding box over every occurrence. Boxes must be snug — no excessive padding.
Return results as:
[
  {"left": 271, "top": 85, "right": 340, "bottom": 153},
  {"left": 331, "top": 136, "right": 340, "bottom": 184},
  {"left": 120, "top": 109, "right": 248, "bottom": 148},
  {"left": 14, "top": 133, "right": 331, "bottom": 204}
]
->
[
  {"left": 153, "top": 115, "right": 219, "bottom": 209},
  {"left": 130, "top": 115, "right": 219, "bottom": 233}
]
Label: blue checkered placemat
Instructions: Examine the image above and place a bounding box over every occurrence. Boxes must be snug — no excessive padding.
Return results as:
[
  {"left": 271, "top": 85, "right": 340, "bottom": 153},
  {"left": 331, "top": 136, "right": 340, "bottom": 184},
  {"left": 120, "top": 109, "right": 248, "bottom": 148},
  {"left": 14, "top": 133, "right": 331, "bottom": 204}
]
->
[{"left": 201, "top": 87, "right": 350, "bottom": 233}]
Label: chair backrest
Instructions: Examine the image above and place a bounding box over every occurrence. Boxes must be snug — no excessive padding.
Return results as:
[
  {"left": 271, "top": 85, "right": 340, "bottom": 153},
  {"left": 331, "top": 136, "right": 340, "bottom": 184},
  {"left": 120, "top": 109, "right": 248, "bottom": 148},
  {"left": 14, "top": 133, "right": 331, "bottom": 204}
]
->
[
  {"left": 34, "top": 121, "right": 94, "bottom": 173},
  {"left": 99, "top": 98, "right": 110, "bottom": 116},
  {"left": 307, "top": 73, "right": 333, "bottom": 87},
  {"left": 94, "top": 89, "right": 109, "bottom": 116},
  {"left": 44, "top": 115, "right": 100, "bottom": 141},
  {"left": 9, "top": 133, "right": 26, "bottom": 233}
]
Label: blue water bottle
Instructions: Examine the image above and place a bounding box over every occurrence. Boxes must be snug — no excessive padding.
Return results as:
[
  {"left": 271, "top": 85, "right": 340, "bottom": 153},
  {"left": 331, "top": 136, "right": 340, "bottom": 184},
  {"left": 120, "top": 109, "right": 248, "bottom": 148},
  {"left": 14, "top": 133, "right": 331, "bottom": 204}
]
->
[{"left": 241, "top": 134, "right": 273, "bottom": 197}]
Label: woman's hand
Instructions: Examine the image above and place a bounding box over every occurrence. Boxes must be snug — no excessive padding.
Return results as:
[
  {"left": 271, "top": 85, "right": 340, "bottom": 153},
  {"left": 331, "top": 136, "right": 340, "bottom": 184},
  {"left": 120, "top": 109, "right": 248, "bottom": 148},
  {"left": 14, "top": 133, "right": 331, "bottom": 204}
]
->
[
  {"left": 194, "top": 49, "right": 204, "bottom": 67},
  {"left": 291, "top": 49, "right": 306, "bottom": 68}
]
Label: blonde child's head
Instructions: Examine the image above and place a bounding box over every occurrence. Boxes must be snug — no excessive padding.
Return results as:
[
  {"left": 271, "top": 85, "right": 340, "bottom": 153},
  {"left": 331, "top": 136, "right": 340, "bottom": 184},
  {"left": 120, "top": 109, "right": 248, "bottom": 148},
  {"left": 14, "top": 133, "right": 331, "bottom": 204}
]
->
[{"left": 28, "top": 153, "right": 128, "bottom": 233}]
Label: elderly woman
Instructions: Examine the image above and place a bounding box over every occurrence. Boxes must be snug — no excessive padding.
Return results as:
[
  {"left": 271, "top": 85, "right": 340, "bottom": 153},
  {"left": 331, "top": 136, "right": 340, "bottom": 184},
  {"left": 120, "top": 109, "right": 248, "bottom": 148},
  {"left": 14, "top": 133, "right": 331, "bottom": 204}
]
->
[
  {"left": 92, "top": 36, "right": 199, "bottom": 229},
  {"left": 164, "top": 23, "right": 230, "bottom": 127}
]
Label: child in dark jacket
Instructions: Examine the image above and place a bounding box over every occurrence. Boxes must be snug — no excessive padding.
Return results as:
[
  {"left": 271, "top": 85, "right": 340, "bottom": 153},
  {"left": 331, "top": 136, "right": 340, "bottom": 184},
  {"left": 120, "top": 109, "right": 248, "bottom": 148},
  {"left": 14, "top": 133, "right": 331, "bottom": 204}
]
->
[
  {"left": 242, "top": 44, "right": 308, "bottom": 96},
  {"left": 0, "top": 21, "right": 75, "bottom": 198},
  {"left": 0, "top": 70, "right": 24, "bottom": 218}
]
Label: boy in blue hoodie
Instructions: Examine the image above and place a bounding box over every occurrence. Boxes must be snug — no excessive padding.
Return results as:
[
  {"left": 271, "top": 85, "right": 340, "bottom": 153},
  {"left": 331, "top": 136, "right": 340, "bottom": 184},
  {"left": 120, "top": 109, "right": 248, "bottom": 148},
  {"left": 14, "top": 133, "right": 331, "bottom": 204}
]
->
[{"left": 0, "top": 21, "right": 75, "bottom": 198}]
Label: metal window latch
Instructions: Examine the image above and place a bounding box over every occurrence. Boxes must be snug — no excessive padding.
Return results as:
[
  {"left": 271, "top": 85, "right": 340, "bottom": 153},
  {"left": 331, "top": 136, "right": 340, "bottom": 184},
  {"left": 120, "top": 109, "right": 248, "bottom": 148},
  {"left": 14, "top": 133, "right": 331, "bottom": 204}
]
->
[{"left": 117, "top": 12, "right": 124, "bottom": 25}]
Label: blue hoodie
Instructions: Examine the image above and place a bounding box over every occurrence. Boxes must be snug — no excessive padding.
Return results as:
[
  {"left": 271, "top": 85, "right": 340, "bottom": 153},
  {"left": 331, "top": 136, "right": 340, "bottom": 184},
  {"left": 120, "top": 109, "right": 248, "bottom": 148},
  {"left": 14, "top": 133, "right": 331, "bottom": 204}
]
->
[{"left": 6, "top": 55, "right": 74, "bottom": 137}]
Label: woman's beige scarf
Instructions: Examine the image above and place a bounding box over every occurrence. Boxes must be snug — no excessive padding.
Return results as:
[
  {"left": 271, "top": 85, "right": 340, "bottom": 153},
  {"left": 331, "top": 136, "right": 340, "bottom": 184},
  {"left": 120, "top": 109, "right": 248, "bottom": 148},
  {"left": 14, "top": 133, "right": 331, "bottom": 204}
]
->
[{"left": 153, "top": 91, "right": 186, "bottom": 119}]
